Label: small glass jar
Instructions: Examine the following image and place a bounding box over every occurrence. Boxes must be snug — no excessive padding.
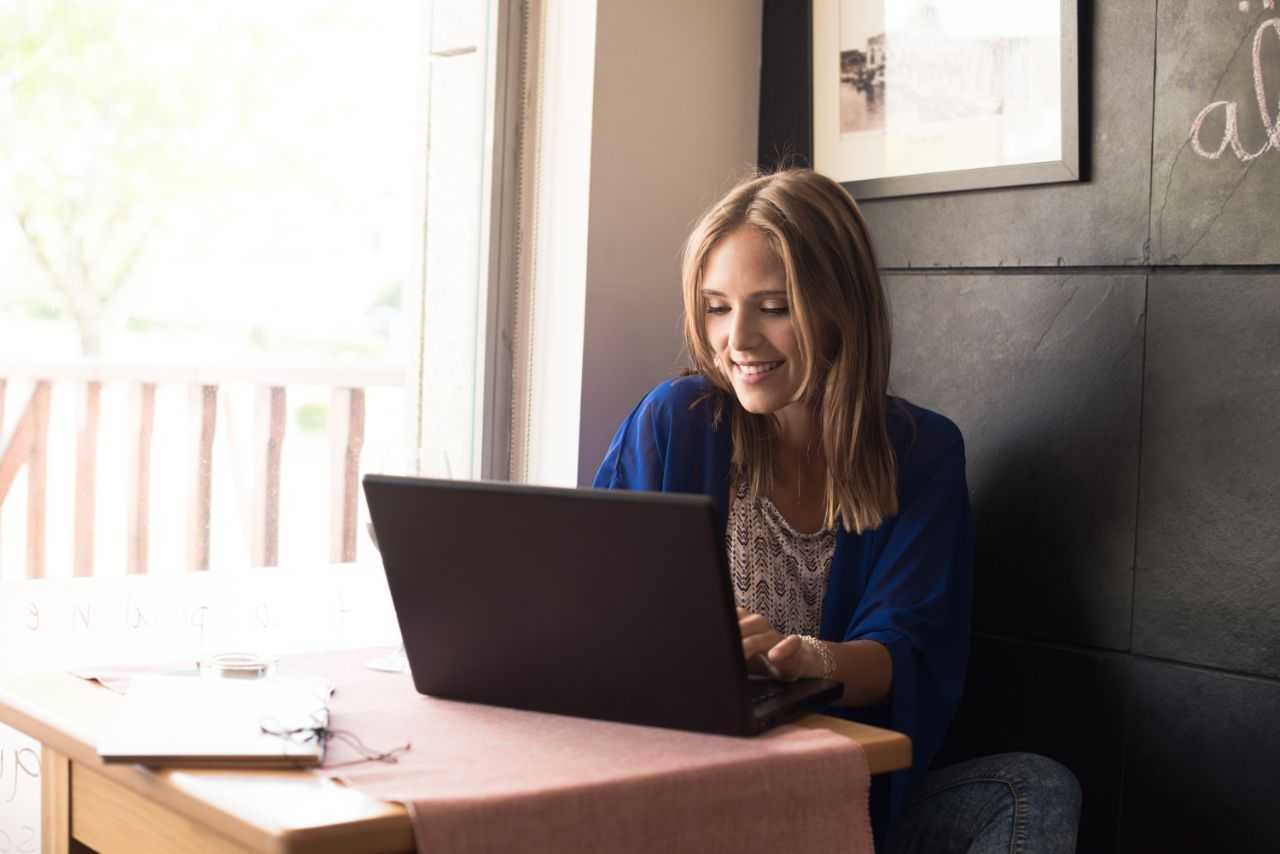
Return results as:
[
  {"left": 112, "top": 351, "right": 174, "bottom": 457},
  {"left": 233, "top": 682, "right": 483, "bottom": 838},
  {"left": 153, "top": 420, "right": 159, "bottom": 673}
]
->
[{"left": 198, "top": 651, "right": 278, "bottom": 680}]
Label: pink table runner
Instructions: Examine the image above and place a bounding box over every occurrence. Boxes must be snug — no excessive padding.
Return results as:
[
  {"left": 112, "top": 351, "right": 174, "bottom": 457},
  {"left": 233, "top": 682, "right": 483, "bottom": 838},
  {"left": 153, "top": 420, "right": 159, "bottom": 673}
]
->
[{"left": 293, "top": 650, "right": 873, "bottom": 854}]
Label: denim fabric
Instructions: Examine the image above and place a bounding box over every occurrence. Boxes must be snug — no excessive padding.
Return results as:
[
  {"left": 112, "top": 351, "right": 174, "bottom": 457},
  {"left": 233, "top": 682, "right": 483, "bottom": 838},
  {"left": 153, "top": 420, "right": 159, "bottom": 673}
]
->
[{"left": 884, "top": 753, "right": 1082, "bottom": 854}]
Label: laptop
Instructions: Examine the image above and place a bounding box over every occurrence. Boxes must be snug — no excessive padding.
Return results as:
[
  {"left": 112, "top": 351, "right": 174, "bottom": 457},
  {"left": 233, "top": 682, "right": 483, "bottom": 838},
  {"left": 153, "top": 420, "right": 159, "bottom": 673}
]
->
[{"left": 362, "top": 474, "right": 842, "bottom": 736}]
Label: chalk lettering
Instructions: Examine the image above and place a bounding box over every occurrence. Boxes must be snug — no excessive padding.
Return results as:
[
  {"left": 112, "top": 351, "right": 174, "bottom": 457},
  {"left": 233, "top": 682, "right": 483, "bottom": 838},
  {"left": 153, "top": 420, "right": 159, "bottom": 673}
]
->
[
  {"left": 334, "top": 592, "right": 352, "bottom": 634},
  {"left": 74, "top": 600, "right": 93, "bottom": 631},
  {"left": 125, "top": 594, "right": 147, "bottom": 630},
  {"left": 23, "top": 602, "right": 38, "bottom": 632},
  {"left": 16, "top": 748, "right": 38, "bottom": 780},
  {"left": 190, "top": 605, "right": 209, "bottom": 645},
  {"left": 1190, "top": 18, "right": 1280, "bottom": 160},
  {"left": 2, "top": 747, "right": 39, "bottom": 803},
  {"left": 1190, "top": 100, "right": 1238, "bottom": 158},
  {"left": 0, "top": 825, "right": 31, "bottom": 854}
]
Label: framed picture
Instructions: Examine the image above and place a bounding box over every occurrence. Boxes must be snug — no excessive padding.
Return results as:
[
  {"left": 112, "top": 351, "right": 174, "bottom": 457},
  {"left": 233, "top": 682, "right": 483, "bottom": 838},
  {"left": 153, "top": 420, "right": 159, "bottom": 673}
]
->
[{"left": 812, "top": 0, "right": 1080, "bottom": 200}]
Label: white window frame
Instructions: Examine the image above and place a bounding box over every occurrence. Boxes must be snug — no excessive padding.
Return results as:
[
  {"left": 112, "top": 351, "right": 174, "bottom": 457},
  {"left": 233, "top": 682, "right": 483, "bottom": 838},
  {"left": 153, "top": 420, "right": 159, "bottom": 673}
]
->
[{"left": 411, "top": 0, "right": 526, "bottom": 482}]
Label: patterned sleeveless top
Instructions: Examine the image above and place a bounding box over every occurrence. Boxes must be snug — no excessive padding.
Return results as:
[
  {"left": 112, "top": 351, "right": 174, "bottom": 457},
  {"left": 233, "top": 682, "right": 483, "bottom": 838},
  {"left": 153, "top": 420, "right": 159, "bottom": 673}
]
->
[{"left": 726, "top": 478, "right": 837, "bottom": 637}]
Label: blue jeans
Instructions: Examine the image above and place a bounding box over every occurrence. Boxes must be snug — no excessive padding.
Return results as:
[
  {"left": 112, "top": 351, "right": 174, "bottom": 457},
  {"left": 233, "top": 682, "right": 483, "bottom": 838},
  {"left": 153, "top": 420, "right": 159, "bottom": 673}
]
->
[{"left": 884, "top": 753, "right": 1082, "bottom": 854}]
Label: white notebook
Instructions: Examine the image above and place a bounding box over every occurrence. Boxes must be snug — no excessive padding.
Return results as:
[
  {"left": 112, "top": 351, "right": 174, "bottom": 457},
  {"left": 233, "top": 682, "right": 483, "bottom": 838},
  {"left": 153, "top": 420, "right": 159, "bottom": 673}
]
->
[{"left": 98, "top": 675, "right": 333, "bottom": 768}]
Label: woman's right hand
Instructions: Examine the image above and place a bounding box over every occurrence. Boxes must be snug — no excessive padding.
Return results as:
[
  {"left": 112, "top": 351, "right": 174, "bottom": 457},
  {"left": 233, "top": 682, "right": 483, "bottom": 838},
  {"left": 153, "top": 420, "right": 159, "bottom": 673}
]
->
[{"left": 737, "top": 607, "right": 821, "bottom": 681}]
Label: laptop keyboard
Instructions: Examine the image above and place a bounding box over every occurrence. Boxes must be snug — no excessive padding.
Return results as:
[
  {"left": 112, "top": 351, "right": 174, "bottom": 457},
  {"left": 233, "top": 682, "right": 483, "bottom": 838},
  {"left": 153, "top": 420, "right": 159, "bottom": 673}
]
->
[{"left": 747, "top": 679, "right": 788, "bottom": 705}]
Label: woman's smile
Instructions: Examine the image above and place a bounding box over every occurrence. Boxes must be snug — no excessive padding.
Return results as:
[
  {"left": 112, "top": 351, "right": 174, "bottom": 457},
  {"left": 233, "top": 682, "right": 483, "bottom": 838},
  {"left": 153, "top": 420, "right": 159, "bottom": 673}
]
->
[{"left": 732, "top": 358, "right": 785, "bottom": 384}]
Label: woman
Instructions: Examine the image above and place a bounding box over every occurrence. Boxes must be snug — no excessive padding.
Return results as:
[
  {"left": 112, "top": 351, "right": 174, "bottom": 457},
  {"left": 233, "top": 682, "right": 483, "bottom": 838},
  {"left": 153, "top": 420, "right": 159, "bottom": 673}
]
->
[{"left": 593, "top": 169, "right": 1081, "bottom": 852}]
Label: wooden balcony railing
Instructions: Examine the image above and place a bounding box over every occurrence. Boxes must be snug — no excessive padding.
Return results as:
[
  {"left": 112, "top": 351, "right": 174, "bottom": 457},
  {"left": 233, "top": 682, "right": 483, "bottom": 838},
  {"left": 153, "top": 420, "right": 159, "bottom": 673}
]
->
[{"left": 0, "top": 361, "right": 407, "bottom": 579}]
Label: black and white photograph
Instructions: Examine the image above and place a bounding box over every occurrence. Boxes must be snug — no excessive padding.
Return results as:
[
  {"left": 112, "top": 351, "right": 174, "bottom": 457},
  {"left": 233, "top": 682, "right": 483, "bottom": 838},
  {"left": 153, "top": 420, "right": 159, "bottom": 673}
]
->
[
  {"left": 838, "top": 4, "right": 886, "bottom": 134},
  {"left": 816, "top": 0, "right": 1079, "bottom": 198}
]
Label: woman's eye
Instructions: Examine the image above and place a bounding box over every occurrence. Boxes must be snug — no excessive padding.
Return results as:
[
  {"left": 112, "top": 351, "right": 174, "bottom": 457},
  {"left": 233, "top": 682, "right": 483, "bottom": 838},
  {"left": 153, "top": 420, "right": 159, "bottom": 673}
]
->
[
  {"left": 761, "top": 304, "right": 789, "bottom": 316},
  {"left": 705, "top": 304, "right": 729, "bottom": 315}
]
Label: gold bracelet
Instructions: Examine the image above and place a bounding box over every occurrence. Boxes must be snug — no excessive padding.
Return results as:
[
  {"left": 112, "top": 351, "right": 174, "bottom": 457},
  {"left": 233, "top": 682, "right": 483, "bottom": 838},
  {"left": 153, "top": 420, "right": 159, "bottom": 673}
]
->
[{"left": 798, "top": 635, "right": 836, "bottom": 680}]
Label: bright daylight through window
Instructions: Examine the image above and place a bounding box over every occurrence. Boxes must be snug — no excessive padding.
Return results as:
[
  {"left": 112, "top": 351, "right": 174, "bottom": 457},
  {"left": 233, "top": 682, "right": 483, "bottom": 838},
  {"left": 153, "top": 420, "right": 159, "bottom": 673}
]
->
[{"left": 0, "top": 0, "right": 505, "bottom": 584}]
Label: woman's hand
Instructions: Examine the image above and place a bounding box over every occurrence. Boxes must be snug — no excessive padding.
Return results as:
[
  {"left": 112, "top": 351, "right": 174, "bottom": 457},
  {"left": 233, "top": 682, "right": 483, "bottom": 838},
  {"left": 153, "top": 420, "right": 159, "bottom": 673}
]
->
[{"left": 737, "top": 607, "right": 821, "bottom": 681}]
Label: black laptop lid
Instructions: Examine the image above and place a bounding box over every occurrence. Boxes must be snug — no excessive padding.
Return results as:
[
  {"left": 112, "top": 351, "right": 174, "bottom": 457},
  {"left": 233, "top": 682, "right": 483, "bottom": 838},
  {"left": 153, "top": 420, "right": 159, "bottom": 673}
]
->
[{"left": 363, "top": 474, "right": 754, "bottom": 735}]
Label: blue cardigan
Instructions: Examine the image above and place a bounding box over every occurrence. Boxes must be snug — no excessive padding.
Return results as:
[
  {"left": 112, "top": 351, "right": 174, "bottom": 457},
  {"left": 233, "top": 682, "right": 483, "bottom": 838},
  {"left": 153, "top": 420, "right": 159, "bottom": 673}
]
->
[{"left": 592, "top": 374, "right": 974, "bottom": 839}]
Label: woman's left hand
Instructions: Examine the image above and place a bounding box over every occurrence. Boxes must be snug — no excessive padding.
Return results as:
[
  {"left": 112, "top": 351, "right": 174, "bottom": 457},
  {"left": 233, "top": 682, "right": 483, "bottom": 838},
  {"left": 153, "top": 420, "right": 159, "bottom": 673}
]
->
[{"left": 737, "top": 607, "right": 821, "bottom": 681}]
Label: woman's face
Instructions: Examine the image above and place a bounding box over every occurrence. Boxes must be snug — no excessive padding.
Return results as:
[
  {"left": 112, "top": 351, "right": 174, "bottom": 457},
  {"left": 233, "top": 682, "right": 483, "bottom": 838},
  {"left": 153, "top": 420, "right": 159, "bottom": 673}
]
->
[{"left": 701, "top": 226, "right": 805, "bottom": 415}]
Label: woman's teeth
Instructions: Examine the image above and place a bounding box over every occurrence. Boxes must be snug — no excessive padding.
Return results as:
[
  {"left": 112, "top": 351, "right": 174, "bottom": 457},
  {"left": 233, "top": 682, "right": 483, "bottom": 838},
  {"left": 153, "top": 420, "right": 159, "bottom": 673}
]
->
[{"left": 737, "top": 361, "right": 782, "bottom": 376}]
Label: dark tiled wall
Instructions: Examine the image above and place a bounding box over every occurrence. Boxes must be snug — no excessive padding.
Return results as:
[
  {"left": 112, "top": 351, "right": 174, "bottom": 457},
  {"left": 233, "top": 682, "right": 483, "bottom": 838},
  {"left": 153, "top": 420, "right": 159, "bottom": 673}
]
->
[
  {"left": 760, "top": 2, "right": 1280, "bottom": 852},
  {"left": 888, "top": 273, "right": 1145, "bottom": 652}
]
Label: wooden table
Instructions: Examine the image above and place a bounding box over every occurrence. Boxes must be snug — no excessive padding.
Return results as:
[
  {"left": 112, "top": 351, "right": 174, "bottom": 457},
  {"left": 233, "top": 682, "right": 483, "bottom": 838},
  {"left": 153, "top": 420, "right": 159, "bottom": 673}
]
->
[{"left": 0, "top": 670, "right": 912, "bottom": 854}]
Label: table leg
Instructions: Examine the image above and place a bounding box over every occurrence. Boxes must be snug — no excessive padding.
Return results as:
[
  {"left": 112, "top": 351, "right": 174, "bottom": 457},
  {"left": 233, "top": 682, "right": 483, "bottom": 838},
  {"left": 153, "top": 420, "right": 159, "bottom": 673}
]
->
[{"left": 40, "top": 747, "right": 72, "bottom": 854}]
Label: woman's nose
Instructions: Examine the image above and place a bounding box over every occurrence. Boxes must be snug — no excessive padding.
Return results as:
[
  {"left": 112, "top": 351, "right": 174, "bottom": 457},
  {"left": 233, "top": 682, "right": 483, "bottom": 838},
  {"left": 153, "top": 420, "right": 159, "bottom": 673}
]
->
[{"left": 729, "top": 311, "right": 760, "bottom": 351}]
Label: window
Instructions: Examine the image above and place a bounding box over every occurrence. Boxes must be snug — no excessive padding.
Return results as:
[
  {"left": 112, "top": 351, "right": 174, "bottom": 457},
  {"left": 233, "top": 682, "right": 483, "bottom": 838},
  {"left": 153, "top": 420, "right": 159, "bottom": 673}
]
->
[{"left": 0, "top": 0, "right": 516, "bottom": 581}]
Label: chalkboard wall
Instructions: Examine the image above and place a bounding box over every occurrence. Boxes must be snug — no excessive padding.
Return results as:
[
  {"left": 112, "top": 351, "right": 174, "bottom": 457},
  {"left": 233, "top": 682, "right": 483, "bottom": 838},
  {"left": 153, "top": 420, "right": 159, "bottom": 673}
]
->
[{"left": 761, "top": 1, "right": 1280, "bottom": 851}]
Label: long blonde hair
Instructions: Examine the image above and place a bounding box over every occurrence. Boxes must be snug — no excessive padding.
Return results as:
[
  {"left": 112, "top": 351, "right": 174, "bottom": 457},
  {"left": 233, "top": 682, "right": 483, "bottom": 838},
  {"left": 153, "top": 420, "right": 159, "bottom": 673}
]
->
[{"left": 681, "top": 169, "right": 897, "bottom": 533}]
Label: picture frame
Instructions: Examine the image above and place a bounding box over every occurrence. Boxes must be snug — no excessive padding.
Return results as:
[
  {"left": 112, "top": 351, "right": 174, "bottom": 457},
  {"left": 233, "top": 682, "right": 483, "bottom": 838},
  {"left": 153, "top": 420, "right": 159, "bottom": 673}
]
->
[{"left": 812, "top": 0, "right": 1080, "bottom": 200}]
